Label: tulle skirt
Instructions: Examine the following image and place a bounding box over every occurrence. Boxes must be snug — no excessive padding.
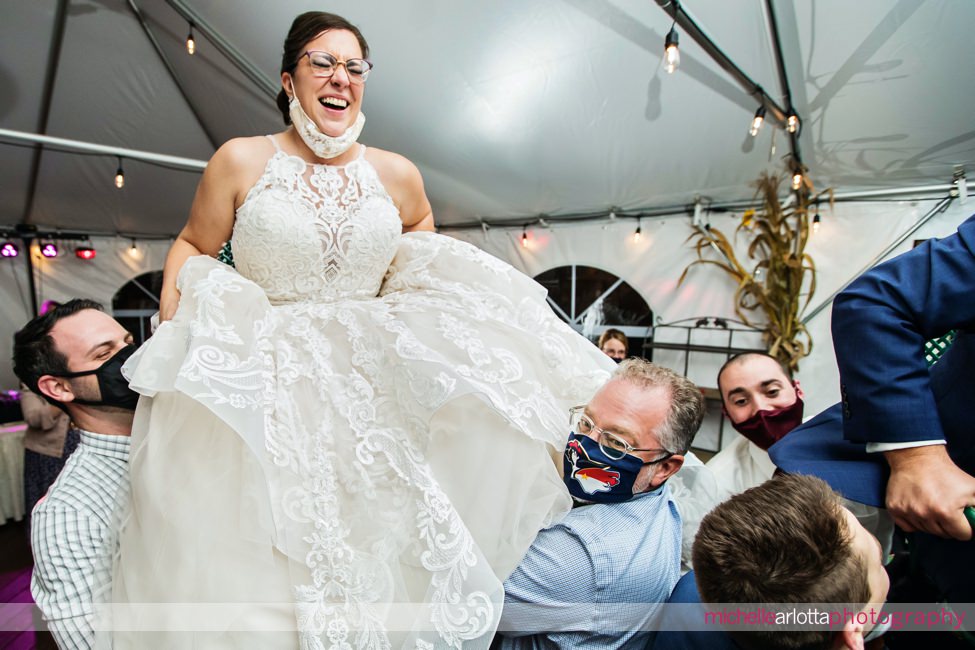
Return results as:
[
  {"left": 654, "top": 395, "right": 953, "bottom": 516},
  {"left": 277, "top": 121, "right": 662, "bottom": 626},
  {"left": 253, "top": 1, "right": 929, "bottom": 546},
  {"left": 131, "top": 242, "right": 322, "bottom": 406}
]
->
[{"left": 109, "top": 233, "right": 614, "bottom": 649}]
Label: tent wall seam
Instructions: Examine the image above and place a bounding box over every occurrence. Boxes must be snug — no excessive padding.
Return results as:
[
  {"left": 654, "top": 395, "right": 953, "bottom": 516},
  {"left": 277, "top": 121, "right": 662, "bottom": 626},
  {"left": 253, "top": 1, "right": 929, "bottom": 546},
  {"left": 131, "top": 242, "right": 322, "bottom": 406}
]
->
[
  {"left": 164, "top": 0, "right": 278, "bottom": 100},
  {"left": 20, "top": 0, "right": 69, "bottom": 229},
  {"left": 126, "top": 0, "right": 220, "bottom": 151}
]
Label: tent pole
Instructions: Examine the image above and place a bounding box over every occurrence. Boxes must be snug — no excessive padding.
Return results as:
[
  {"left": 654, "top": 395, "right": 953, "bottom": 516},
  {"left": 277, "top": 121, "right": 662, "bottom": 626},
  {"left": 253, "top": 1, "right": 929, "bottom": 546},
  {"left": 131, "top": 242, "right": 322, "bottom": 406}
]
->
[
  {"left": 800, "top": 196, "right": 954, "bottom": 325},
  {"left": 20, "top": 0, "right": 69, "bottom": 230},
  {"left": 164, "top": 0, "right": 278, "bottom": 100},
  {"left": 654, "top": 0, "right": 789, "bottom": 127},
  {"left": 0, "top": 128, "right": 206, "bottom": 171},
  {"left": 436, "top": 183, "right": 974, "bottom": 232},
  {"left": 22, "top": 237, "right": 38, "bottom": 318},
  {"left": 126, "top": 0, "right": 220, "bottom": 150}
]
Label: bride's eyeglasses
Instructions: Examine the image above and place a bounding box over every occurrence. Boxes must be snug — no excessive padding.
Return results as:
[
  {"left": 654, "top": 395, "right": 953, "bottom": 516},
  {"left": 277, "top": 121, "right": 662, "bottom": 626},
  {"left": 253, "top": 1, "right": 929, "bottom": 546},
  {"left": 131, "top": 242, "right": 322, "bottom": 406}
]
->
[
  {"left": 569, "top": 405, "right": 673, "bottom": 462},
  {"left": 300, "top": 51, "right": 373, "bottom": 84}
]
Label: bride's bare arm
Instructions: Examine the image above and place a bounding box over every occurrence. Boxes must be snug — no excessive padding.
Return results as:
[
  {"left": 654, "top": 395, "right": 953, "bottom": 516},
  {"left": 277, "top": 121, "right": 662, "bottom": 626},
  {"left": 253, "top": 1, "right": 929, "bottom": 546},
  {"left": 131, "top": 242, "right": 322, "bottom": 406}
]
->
[
  {"left": 160, "top": 138, "right": 263, "bottom": 322},
  {"left": 369, "top": 150, "right": 434, "bottom": 233}
]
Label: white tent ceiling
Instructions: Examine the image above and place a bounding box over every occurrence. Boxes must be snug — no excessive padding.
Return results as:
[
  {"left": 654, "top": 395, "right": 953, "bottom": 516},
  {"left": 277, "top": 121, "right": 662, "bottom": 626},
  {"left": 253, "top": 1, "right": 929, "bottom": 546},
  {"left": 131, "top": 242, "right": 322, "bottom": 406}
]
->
[{"left": 2, "top": 0, "right": 974, "bottom": 238}]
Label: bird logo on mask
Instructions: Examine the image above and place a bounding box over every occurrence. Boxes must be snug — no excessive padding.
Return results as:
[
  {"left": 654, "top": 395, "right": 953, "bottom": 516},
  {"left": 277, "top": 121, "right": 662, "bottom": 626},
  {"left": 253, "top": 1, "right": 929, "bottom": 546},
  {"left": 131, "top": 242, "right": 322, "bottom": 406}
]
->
[{"left": 566, "top": 439, "right": 621, "bottom": 495}]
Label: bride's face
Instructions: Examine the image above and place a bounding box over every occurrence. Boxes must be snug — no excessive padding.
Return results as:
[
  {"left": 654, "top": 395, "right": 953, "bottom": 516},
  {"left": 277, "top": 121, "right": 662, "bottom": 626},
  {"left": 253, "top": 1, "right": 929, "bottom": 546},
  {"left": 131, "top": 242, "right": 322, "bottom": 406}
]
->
[{"left": 283, "top": 29, "right": 365, "bottom": 137}]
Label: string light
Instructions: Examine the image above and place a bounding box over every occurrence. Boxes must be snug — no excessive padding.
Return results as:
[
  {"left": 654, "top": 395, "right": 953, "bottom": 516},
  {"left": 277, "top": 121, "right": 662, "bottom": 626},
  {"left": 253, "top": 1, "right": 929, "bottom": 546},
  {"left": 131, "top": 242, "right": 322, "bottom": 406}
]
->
[
  {"left": 812, "top": 205, "right": 821, "bottom": 234},
  {"left": 791, "top": 158, "right": 804, "bottom": 191},
  {"left": 633, "top": 220, "right": 642, "bottom": 243},
  {"left": 521, "top": 226, "right": 528, "bottom": 247},
  {"left": 186, "top": 22, "right": 196, "bottom": 55},
  {"left": 1, "top": 242, "right": 19, "bottom": 258},
  {"left": 786, "top": 111, "right": 800, "bottom": 134},
  {"left": 75, "top": 241, "right": 97, "bottom": 260},
  {"left": 749, "top": 105, "right": 766, "bottom": 137},
  {"left": 115, "top": 157, "right": 125, "bottom": 189},
  {"left": 664, "top": 26, "right": 680, "bottom": 74},
  {"left": 127, "top": 239, "right": 142, "bottom": 259}
]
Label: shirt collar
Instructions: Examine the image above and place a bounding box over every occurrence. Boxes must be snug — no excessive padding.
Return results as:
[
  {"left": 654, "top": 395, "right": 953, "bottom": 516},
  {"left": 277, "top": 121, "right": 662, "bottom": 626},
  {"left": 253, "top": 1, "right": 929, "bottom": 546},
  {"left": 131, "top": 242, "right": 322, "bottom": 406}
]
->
[
  {"left": 76, "top": 428, "right": 131, "bottom": 461},
  {"left": 572, "top": 482, "right": 669, "bottom": 508},
  {"left": 634, "top": 481, "right": 668, "bottom": 499}
]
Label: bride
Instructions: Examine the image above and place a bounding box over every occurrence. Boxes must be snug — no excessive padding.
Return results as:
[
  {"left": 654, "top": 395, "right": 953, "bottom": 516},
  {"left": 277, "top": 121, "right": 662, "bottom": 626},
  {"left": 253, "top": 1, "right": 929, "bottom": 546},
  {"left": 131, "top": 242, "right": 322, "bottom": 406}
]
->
[{"left": 110, "top": 11, "right": 614, "bottom": 649}]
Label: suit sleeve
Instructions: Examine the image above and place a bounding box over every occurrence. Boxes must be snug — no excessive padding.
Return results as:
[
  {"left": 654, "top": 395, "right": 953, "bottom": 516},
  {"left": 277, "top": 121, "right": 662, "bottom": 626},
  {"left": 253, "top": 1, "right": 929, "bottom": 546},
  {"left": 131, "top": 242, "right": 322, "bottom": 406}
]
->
[{"left": 832, "top": 215, "right": 975, "bottom": 444}]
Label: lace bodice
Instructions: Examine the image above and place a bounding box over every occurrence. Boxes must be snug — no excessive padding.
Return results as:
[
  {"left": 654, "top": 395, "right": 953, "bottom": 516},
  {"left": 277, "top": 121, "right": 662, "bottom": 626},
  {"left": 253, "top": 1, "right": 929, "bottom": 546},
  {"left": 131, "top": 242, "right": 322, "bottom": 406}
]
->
[{"left": 232, "top": 138, "right": 402, "bottom": 304}]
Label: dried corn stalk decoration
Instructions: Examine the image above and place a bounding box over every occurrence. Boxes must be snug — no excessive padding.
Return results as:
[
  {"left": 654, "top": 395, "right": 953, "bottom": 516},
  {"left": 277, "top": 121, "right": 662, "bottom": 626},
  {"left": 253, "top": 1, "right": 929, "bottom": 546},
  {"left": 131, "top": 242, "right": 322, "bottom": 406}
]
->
[{"left": 679, "top": 170, "right": 831, "bottom": 372}]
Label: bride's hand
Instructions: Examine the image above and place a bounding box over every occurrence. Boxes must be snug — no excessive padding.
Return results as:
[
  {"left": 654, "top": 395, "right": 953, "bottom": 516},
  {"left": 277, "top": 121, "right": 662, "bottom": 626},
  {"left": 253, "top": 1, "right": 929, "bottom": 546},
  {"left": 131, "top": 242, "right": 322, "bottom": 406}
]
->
[{"left": 159, "top": 286, "right": 181, "bottom": 323}]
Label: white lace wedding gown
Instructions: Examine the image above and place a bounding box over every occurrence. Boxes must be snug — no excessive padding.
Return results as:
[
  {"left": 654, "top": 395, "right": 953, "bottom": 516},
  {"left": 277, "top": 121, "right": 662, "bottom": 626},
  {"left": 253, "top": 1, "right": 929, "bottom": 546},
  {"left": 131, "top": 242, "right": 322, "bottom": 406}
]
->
[{"left": 110, "top": 137, "right": 614, "bottom": 649}]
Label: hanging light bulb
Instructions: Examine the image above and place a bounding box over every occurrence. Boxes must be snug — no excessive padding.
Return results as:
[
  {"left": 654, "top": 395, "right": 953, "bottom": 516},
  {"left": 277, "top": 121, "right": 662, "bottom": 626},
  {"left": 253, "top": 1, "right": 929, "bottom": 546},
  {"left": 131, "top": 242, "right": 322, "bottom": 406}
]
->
[
  {"left": 786, "top": 111, "right": 800, "bottom": 134},
  {"left": 1, "top": 241, "right": 19, "bottom": 258},
  {"left": 40, "top": 241, "right": 59, "bottom": 258},
  {"left": 812, "top": 211, "right": 821, "bottom": 234},
  {"left": 664, "top": 26, "right": 680, "bottom": 74},
  {"left": 521, "top": 226, "right": 528, "bottom": 247},
  {"left": 115, "top": 157, "right": 125, "bottom": 189},
  {"left": 75, "top": 245, "right": 97, "bottom": 260},
  {"left": 749, "top": 105, "right": 766, "bottom": 137},
  {"left": 127, "top": 239, "right": 141, "bottom": 259},
  {"left": 632, "top": 221, "right": 642, "bottom": 243},
  {"left": 791, "top": 170, "right": 803, "bottom": 190},
  {"left": 186, "top": 22, "right": 196, "bottom": 55}
]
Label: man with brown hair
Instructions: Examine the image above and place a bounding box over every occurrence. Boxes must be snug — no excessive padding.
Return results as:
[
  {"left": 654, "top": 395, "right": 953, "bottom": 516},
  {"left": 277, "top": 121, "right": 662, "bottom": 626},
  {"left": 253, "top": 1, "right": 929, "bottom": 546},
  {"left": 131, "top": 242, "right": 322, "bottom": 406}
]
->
[
  {"left": 708, "top": 352, "right": 804, "bottom": 498},
  {"left": 13, "top": 299, "right": 138, "bottom": 649},
  {"left": 690, "top": 473, "right": 889, "bottom": 650}
]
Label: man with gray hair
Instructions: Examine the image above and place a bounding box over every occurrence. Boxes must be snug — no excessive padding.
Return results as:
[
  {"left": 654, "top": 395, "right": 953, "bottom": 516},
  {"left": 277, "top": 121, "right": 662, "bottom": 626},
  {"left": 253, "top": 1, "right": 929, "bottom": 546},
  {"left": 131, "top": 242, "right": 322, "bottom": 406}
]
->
[{"left": 496, "top": 358, "right": 706, "bottom": 649}]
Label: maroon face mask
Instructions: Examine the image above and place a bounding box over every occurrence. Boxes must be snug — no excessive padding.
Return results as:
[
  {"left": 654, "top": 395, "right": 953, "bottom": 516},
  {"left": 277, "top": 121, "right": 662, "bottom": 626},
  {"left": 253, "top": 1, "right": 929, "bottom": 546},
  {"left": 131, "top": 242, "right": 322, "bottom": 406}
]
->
[{"left": 728, "top": 395, "right": 804, "bottom": 450}]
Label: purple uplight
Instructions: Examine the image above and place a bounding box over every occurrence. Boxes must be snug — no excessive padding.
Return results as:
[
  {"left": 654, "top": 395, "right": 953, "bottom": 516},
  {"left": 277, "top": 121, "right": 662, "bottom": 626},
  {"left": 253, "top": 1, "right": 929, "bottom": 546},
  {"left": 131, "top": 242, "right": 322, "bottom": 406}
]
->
[
  {"left": 1, "top": 242, "right": 19, "bottom": 258},
  {"left": 41, "top": 243, "right": 58, "bottom": 258}
]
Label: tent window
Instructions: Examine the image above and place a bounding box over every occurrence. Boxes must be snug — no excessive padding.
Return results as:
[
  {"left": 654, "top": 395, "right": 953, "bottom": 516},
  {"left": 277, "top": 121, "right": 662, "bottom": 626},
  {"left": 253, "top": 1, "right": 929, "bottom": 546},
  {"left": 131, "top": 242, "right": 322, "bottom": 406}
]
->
[
  {"left": 533, "top": 265, "right": 653, "bottom": 355},
  {"left": 112, "top": 271, "right": 163, "bottom": 345}
]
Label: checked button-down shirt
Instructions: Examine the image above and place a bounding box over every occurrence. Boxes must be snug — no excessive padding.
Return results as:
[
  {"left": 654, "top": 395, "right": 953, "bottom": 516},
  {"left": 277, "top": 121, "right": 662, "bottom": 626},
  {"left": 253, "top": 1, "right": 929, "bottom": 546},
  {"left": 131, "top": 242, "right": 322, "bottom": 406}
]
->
[{"left": 30, "top": 429, "right": 130, "bottom": 650}]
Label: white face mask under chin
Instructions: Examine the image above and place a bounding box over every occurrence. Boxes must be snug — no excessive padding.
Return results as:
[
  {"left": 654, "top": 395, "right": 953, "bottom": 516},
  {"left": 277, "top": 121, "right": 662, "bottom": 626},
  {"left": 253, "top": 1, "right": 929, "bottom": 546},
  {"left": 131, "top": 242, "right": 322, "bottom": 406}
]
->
[{"left": 288, "top": 91, "right": 365, "bottom": 160}]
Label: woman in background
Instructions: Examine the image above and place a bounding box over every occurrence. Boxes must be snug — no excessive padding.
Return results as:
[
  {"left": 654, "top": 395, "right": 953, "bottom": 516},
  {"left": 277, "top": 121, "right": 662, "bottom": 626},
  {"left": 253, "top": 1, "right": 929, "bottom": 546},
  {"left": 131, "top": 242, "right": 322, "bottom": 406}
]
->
[{"left": 598, "top": 328, "right": 629, "bottom": 361}]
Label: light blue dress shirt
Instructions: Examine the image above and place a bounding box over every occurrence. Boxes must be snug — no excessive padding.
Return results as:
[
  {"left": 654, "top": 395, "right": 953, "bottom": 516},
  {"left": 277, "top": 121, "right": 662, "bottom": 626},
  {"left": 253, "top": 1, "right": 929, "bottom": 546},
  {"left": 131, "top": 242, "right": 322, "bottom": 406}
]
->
[{"left": 498, "top": 483, "right": 682, "bottom": 650}]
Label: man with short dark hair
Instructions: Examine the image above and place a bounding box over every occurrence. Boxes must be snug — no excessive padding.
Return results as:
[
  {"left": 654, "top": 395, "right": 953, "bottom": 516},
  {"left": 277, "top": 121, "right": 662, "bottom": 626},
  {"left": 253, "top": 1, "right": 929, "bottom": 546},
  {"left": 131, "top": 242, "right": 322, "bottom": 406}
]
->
[
  {"left": 497, "top": 359, "right": 705, "bottom": 649},
  {"left": 691, "top": 473, "right": 889, "bottom": 650},
  {"left": 13, "top": 299, "right": 138, "bottom": 650},
  {"left": 707, "top": 352, "right": 804, "bottom": 498}
]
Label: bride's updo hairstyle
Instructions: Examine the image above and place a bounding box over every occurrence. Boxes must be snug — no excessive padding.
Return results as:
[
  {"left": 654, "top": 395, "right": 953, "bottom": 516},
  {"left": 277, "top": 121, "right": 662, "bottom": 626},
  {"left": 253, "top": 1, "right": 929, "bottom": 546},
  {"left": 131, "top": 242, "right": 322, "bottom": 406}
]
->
[{"left": 275, "top": 12, "right": 371, "bottom": 126}]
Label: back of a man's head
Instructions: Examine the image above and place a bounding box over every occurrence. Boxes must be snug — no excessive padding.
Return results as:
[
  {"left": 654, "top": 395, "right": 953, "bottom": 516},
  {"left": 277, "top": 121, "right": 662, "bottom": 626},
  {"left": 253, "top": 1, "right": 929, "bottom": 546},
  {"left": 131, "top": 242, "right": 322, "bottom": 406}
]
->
[
  {"left": 692, "top": 473, "right": 870, "bottom": 650},
  {"left": 13, "top": 299, "right": 104, "bottom": 398},
  {"left": 612, "top": 358, "right": 705, "bottom": 454}
]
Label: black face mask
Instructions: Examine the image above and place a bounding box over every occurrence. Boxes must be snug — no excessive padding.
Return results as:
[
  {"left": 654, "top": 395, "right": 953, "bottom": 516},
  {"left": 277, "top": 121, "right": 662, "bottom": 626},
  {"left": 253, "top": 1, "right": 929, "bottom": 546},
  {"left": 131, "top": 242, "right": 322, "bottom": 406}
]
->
[{"left": 55, "top": 345, "right": 140, "bottom": 411}]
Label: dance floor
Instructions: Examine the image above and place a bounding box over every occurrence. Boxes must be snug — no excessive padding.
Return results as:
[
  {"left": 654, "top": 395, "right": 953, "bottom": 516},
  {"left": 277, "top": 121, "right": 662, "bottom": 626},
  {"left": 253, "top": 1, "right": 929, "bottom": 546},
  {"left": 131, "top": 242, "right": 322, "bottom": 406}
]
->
[{"left": 0, "top": 520, "right": 54, "bottom": 650}]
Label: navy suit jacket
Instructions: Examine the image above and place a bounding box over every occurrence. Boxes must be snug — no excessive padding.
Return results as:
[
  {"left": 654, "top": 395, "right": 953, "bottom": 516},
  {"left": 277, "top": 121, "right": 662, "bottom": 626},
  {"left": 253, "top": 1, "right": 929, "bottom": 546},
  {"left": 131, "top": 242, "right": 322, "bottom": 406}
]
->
[
  {"left": 771, "top": 215, "right": 975, "bottom": 506},
  {"left": 832, "top": 214, "right": 975, "bottom": 450}
]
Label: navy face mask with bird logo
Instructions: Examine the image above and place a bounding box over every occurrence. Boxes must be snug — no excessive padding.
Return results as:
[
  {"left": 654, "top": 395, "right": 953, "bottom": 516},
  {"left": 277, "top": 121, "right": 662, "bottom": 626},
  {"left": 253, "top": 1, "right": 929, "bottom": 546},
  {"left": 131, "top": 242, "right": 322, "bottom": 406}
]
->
[{"left": 562, "top": 433, "right": 644, "bottom": 503}]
